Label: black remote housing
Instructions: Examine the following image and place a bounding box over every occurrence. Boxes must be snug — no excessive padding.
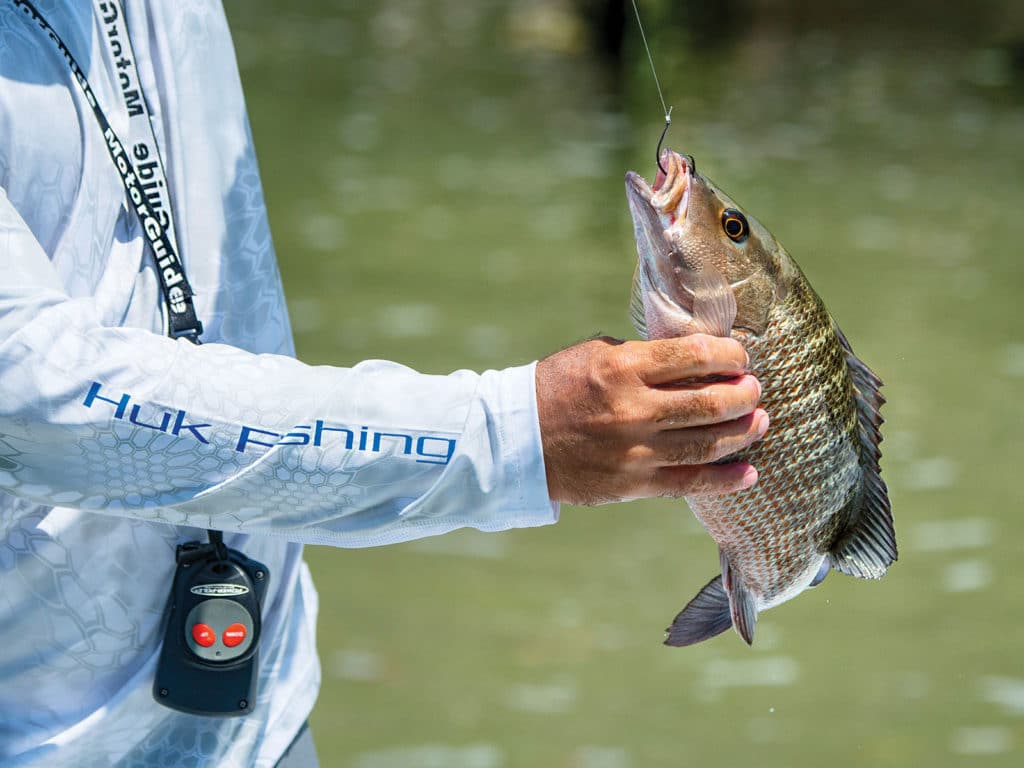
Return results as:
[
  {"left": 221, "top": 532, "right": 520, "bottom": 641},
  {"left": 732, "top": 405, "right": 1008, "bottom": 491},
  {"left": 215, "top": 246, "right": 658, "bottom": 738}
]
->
[{"left": 153, "top": 542, "right": 269, "bottom": 717}]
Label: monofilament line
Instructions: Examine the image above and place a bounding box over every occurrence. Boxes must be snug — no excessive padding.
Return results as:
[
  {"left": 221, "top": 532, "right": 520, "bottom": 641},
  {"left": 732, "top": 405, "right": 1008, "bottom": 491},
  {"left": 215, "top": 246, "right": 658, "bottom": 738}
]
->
[
  {"left": 630, "top": 0, "right": 673, "bottom": 172},
  {"left": 631, "top": 0, "right": 669, "bottom": 120}
]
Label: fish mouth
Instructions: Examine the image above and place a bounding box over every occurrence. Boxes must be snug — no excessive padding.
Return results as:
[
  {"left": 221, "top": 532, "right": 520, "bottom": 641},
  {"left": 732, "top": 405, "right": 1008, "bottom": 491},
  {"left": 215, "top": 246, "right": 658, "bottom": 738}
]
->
[
  {"left": 627, "top": 149, "right": 692, "bottom": 223},
  {"left": 625, "top": 150, "right": 697, "bottom": 324}
]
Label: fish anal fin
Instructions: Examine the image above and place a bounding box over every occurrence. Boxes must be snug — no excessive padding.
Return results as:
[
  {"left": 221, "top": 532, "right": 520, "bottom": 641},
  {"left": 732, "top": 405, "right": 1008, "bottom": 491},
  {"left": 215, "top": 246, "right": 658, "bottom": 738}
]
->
[
  {"left": 830, "top": 321, "right": 897, "bottom": 579},
  {"left": 720, "top": 549, "right": 758, "bottom": 645},
  {"left": 664, "top": 575, "right": 732, "bottom": 647}
]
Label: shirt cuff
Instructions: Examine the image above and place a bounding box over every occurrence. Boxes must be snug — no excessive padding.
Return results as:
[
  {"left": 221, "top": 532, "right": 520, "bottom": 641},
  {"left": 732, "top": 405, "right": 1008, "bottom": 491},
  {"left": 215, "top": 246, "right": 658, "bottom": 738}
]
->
[{"left": 477, "top": 361, "right": 560, "bottom": 528}]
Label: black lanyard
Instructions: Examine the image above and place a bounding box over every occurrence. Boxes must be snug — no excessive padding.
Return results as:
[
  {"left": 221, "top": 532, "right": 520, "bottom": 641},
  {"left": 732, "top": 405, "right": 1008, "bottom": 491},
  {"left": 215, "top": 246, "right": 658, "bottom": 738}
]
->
[
  {"left": 13, "top": 0, "right": 204, "bottom": 343},
  {"left": 17, "top": 3, "right": 274, "bottom": 717}
]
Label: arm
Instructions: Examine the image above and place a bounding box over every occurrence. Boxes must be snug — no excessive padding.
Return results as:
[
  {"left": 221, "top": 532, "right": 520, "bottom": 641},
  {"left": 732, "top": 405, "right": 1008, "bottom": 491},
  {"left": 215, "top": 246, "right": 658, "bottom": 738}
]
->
[
  {"left": 0, "top": 193, "right": 764, "bottom": 544},
  {"left": 0, "top": 187, "right": 554, "bottom": 546}
]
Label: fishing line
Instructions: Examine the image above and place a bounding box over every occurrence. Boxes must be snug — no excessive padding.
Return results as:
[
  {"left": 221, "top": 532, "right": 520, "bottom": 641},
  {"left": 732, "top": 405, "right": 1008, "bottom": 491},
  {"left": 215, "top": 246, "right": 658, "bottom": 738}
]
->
[{"left": 630, "top": 0, "right": 673, "bottom": 174}]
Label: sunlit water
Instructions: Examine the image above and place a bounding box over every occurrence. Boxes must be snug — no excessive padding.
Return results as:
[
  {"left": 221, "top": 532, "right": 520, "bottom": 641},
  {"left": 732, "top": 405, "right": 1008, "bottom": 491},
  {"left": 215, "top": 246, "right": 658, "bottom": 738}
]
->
[{"left": 226, "top": 2, "right": 1023, "bottom": 765}]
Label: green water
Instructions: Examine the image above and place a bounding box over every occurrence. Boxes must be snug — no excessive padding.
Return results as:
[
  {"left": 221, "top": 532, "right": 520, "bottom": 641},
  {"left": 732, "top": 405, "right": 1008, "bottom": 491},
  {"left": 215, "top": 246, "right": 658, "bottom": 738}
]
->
[{"left": 225, "top": 2, "right": 1024, "bottom": 765}]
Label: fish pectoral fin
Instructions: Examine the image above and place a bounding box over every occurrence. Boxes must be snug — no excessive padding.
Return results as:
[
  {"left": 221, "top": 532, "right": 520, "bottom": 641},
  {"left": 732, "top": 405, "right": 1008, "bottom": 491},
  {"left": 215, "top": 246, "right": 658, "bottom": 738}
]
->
[
  {"left": 664, "top": 575, "right": 733, "bottom": 647},
  {"left": 829, "top": 321, "right": 897, "bottom": 580},
  {"left": 629, "top": 265, "right": 649, "bottom": 339},
  {"left": 681, "top": 268, "right": 737, "bottom": 339},
  {"left": 721, "top": 549, "right": 758, "bottom": 645}
]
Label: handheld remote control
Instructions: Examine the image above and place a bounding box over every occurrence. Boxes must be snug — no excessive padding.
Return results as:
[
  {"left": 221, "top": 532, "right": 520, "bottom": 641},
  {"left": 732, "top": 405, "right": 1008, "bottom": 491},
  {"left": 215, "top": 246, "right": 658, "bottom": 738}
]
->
[{"left": 153, "top": 540, "right": 269, "bottom": 717}]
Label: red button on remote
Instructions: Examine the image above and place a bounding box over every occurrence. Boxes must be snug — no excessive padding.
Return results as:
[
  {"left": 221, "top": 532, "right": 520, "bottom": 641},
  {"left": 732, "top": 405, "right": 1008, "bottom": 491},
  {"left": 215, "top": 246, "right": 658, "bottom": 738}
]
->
[
  {"left": 223, "top": 623, "right": 247, "bottom": 647},
  {"left": 191, "top": 623, "right": 216, "bottom": 647}
]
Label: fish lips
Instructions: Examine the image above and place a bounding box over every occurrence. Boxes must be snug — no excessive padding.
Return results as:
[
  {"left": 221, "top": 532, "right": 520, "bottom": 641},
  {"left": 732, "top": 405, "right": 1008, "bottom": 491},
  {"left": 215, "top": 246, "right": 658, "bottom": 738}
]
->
[
  {"left": 625, "top": 153, "right": 698, "bottom": 319},
  {"left": 625, "top": 170, "right": 675, "bottom": 269}
]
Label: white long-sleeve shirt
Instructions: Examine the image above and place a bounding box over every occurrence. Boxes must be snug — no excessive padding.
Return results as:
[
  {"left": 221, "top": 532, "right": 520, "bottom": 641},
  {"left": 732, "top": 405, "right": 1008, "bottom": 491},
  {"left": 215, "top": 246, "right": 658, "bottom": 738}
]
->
[{"left": 0, "top": 2, "right": 557, "bottom": 765}]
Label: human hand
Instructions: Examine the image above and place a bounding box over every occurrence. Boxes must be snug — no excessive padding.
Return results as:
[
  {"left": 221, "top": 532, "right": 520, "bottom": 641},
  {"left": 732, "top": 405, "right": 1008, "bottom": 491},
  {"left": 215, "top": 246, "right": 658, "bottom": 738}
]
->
[{"left": 535, "top": 335, "right": 768, "bottom": 506}]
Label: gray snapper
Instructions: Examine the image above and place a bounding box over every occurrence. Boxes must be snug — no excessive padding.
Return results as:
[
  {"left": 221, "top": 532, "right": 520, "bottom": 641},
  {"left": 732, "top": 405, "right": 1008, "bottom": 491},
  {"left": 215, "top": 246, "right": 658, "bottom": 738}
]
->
[{"left": 625, "top": 150, "right": 896, "bottom": 646}]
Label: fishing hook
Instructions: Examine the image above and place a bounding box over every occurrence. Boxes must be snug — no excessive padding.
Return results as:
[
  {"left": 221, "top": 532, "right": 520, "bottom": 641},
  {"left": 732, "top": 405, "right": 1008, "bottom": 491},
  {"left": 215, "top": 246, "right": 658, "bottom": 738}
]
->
[{"left": 656, "top": 108, "right": 672, "bottom": 175}]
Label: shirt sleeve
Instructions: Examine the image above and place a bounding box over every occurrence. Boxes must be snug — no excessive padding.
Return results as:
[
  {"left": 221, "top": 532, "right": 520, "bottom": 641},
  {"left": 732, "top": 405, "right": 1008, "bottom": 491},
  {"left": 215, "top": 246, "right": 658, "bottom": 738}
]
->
[{"left": 0, "top": 188, "right": 559, "bottom": 547}]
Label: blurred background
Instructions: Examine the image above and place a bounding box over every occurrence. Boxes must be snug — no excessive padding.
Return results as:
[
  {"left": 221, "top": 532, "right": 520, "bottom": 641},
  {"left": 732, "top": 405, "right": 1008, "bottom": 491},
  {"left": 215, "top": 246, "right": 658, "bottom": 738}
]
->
[{"left": 223, "top": 1, "right": 1024, "bottom": 765}]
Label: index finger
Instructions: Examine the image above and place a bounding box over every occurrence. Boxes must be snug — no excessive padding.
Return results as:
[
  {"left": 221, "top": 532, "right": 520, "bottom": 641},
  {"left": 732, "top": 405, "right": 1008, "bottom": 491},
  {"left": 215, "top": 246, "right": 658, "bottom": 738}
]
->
[{"left": 638, "top": 335, "right": 749, "bottom": 385}]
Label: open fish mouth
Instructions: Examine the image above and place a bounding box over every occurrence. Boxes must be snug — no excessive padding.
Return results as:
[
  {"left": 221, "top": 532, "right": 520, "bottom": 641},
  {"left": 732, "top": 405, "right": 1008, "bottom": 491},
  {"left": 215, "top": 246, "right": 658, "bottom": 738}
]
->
[
  {"left": 625, "top": 150, "right": 700, "bottom": 327},
  {"left": 626, "top": 150, "right": 692, "bottom": 226},
  {"left": 652, "top": 150, "right": 692, "bottom": 223}
]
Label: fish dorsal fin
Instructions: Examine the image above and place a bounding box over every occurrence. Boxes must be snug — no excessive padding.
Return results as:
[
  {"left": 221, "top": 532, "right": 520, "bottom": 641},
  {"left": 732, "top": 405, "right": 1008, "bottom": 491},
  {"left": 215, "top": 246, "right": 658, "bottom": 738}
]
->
[
  {"left": 664, "top": 575, "right": 732, "bottom": 647},
  {"left": 630, "top": 265, "right": 648, "bottom": 339},
  {"left": 682, "top": 268, "right": 737, "bottom": 338},
  {"left": 829, "top": 322, "right": 897, "bottom": 579},
  {"left": 720, "top": 549, "right": 758, "bottom": 645}
]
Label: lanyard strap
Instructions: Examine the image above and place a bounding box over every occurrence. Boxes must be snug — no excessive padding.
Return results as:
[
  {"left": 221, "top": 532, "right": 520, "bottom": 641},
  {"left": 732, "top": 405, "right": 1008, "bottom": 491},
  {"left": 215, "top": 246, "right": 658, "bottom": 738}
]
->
[{"left": 13, "top": 0, "right": 203, "bottom": 342}]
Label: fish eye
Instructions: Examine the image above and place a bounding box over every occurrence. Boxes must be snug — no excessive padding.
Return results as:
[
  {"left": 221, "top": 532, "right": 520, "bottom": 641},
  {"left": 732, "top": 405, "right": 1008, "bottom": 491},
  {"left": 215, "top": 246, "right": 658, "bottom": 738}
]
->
[{"left": 721, "top": 209, "right": 748, "bottom": 242}]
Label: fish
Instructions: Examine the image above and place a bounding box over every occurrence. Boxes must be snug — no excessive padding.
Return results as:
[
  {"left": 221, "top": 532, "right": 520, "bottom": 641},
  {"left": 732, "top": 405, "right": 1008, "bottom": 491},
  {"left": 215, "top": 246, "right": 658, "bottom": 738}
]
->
[{"left": 625, "top": 149, "right": 896, "bottom": 647}]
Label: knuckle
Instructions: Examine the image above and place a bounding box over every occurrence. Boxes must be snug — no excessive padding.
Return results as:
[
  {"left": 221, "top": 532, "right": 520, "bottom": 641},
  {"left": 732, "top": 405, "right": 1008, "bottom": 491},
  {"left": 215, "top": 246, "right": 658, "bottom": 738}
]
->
[
  {"left": 685, "top": 336, "right": 712, "bottom": 369},
  {"left": 681, "top": 470, "right": 720, "bottom": 496},
  {"left": 683, "top": 482, "right": 715, "bottom": 497},
  {"left": 651, "top": 467, "right": 698, "bottom": 499},
  {"left": 582, "top": 361, "right": 616, "bottom": 407},
  {"left": 723, "top": 336, "right": 745, "bottom": 362},
  {"left": 622, "top": 444, "right": 651, "bottom": 469},
  {"left": 648, "top": 338, "right": 676, "bottom": 367},
  {"left": 742, "top": 375, "right": 762, "bottom": 405},
  {"left": 588, "top": 398, "right": 642, "bottom": 440},
  {"left": 587, "top": 348, "right": 654, "bottom": 427},
  {"left": 591, "top": 345, "right": 633, "bottom": 390},
  {"left": 591, "top": 385, "right": 636, "bottom": 427},
  {"left": 609, "top": 343, "right": 641, "bottom": 379},
  {"left": 668, "top": 471, "right": 713, "bottom": 498},
  {"left": 690, "top": 433, "right": 721, "bottom": 464},
  {"left": 665, "top": 432, "right": 719, "bottom": 465},
  {"left": 582, "top": 364, "right": 606, "bottom": 398},
  {"left": 651, "top": 469, "right": 690, "bottom": 499},
  {"left": 695, "top": 388, "right": 725, "bottom": 419}
]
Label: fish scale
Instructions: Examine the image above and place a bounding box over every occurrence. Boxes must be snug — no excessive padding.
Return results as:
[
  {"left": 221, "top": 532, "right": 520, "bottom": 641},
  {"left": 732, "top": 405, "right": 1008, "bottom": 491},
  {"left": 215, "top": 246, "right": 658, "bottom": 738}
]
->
[
  {"left": 690, "top": 282, "right": 861, "bottom": 603},
  {"left": 625, "top": 149, "right": 896, "bottom": 646}
]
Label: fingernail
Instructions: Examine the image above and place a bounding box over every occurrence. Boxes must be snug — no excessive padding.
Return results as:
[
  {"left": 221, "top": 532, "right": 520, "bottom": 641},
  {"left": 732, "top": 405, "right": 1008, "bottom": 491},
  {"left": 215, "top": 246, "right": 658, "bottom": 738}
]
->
[
  {"left": 741, "top": 465, "right": 758, "bottom": 489},
  {"left": 755, "top": 410, "right": 770, "bottom": 438},
  {"left": 750, "top": 375, "right": 762, "bottom": 400}
]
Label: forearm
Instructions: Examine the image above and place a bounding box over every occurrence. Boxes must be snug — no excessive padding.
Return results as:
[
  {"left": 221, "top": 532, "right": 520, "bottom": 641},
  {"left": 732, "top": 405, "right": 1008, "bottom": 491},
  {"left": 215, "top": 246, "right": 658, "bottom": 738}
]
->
[
  {"left": 0, "top": 199, "right": 556, "bottom": 545},
  {"left": 0, "top": 306, "right": 555, "bottom": 544}
]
